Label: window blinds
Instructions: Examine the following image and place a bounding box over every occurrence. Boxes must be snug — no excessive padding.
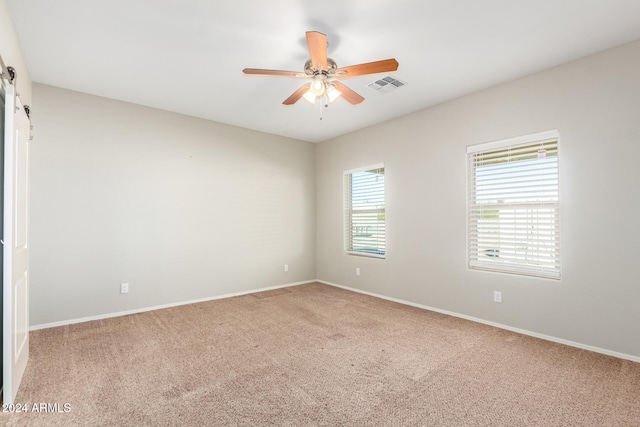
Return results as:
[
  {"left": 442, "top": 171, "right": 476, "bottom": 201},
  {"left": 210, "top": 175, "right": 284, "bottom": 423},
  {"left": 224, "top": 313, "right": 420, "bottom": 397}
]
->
[
  {"left": 467, "top": 131, "right": 560, "bottom": 279},
  {"left": 344, "top": 164, "right": 386, "bottom": 258}
]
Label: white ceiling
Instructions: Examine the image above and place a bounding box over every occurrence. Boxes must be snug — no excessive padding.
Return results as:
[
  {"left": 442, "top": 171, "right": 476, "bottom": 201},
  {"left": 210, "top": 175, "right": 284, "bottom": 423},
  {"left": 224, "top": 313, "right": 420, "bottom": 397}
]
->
[{"left": 7, "top": 0, "right": 640, "bottom": 143}]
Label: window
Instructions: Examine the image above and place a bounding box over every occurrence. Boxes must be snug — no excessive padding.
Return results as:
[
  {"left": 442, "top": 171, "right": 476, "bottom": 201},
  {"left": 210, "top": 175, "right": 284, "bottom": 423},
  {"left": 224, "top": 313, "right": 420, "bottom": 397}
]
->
[
  {"left": 344, "top": 164, "right": 385, "bottom": 258},
  {"left": 467, "top": 130, "right": 560, "bottom": 279}
]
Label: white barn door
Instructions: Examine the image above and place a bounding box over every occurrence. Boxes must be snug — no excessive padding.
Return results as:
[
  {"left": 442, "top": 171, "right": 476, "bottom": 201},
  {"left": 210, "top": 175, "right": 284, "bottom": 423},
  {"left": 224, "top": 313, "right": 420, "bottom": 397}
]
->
[{"left": 2, "top": 80, "right": 30, "bottom": 404}]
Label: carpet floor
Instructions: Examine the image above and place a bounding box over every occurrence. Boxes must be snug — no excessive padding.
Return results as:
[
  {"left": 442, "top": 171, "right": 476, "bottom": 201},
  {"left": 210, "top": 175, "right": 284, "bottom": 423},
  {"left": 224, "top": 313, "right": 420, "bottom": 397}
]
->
[{"left": 2, "top": 282, "right": 639, "bottom": 426}]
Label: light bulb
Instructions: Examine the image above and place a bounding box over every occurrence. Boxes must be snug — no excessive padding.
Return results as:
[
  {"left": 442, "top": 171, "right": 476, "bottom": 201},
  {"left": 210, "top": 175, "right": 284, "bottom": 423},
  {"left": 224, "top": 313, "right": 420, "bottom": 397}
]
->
[
  {"left": 308, "top": 79, "right": 326, "bottom": 96},
  {"left": 326, "top": 84, "right": 342, "bottom": 103},
  {"left": 303, "top": 90, "right": 317, "bottom": 104}
]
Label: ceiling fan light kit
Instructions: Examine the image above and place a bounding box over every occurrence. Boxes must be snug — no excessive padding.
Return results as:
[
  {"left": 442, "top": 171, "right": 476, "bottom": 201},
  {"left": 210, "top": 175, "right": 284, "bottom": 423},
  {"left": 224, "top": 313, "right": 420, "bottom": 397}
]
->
[{"left": 243, "top": 31, "right": 399, "bottom": 113}]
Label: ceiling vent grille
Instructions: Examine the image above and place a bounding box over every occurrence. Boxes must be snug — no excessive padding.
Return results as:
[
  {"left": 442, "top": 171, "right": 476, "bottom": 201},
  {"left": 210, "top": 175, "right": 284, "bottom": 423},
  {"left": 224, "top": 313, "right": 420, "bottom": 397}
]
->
[{"left": 366, "top": 76, "right": 406, "bottom": 93}]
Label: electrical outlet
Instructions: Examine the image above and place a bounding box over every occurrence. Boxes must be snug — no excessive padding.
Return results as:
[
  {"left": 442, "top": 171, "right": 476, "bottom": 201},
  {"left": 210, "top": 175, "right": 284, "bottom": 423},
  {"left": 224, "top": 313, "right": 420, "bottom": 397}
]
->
[
  {"left": 284, "top": 264, "right": 288, "bottom": 272},
  {"left": 120, "top": 283, "right": 129, "bottom": 294},
  {"left": 493, "top": 290, "right": 502, "bottom": 303},
  {"left": 356, "top": 267, "right": 361, "bottom": 276}
]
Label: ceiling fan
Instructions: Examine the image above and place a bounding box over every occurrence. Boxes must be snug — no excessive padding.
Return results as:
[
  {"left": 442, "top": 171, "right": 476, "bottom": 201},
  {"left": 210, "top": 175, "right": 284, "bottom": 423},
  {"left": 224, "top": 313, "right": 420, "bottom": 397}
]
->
[{"left": 243, "top": 31, "right": 399, "bottom": 106}]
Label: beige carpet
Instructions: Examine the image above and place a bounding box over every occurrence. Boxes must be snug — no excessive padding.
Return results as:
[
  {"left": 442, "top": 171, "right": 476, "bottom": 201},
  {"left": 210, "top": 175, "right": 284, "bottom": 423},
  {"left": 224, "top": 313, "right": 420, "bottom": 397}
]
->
[{"left": 2, "top": 282, "right": 639, "bottom": 426}]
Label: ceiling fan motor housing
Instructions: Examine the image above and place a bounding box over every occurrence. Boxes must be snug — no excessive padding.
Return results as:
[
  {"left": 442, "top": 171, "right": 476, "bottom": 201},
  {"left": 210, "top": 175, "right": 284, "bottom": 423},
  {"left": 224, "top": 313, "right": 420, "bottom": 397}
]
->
[{"left": 305, "top": 58, "right": 337, "bottom": 75}]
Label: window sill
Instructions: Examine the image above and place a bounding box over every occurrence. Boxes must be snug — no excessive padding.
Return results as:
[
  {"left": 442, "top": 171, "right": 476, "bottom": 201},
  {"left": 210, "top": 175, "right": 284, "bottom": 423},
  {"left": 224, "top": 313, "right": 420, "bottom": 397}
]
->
[{"left": 346, "top": 251, "right": 386, "bottom": 259}]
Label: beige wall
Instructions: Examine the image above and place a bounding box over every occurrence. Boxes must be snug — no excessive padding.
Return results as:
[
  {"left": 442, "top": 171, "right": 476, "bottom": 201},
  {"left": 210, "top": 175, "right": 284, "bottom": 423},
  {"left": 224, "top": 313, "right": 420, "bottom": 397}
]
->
[
  {"left": 10, "top": 0, "right": 640, "bottom": 357},
  {"left": 30, "top": 84, "right": 316, "bottom": 326},
  {"left": 316, "top": 40, "right": 640, "bottom": 358}
]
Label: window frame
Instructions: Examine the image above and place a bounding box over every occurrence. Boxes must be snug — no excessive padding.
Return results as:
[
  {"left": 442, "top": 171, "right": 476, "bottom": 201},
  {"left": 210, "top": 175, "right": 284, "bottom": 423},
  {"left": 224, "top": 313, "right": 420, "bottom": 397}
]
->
[
  {"left": 466, "top": 130, "right": 560, "bottom": 279},
  {"left": 343, "top": 163, "right": 386, "bottom": 259}
]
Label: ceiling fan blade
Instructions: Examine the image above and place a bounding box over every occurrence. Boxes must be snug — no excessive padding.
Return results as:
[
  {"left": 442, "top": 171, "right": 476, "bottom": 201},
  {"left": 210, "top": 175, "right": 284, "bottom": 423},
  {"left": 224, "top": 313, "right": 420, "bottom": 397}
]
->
[
  {"left": 335, "top": 58, "right": 399, "bottom": 78},
  {"left": 243, "top": 68, "right": 306, "bottom": 78},
  {"left": 333, "top": 81, "right": 364, "bottom": 105},
  {"left": 306, "top": 31, "right": 328, "bottom": 70},
  {"left": 283, "top": 83, "right": 312, "bottom": 105}
]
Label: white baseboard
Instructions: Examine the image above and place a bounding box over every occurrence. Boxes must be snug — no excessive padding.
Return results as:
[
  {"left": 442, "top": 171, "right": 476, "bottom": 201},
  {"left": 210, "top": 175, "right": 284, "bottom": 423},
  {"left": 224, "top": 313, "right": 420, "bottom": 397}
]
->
[
  {"left": 30, "top": 278, "right": 640, "bottom": 363},
  {"left": 29, "top": 280, "right": 315, "bottom": 331},
  {"left": 318, "top": 280, "right": 640, "bottom": 364}
]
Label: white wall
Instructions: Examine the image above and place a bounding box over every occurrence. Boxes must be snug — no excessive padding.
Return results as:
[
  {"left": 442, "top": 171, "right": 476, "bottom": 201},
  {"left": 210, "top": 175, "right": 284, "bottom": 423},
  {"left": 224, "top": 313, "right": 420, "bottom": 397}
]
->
[
  {"left": 30, "top": 84, "right": 316, "bottom": 326},
  {"left": 0, "top": 0, "right": 31, "bottom": 104},
  {"left": 316, "top": 40, "right": 640, "bottom": 358}
]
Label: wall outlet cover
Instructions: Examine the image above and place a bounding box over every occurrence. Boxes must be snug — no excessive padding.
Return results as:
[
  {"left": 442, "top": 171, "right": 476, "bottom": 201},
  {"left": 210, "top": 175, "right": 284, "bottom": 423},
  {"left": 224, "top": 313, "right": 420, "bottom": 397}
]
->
[{"left": 493, "top": 291, "right": 502, "bottom": 303}]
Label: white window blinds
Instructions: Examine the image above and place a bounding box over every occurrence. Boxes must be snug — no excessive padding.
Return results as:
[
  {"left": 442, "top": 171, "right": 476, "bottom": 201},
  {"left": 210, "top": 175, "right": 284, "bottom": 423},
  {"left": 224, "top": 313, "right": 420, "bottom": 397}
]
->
[
  {"left": 467, "top": 130, "right": 560, "bottom": 279},
  {"left": 344, "top": 164, "right": 385, "bottom": 258}
]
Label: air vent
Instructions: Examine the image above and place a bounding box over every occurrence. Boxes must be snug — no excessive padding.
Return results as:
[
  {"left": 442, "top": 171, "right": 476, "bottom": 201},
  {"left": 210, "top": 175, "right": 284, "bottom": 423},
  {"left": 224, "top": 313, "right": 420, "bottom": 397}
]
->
[{"left": 366, "top": 76, "right": 406, "bottom": 94}]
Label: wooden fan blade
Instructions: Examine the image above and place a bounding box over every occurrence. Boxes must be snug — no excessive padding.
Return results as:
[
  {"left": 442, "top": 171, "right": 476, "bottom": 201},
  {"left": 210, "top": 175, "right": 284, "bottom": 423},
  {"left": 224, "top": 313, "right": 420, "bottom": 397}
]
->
[
  {"left": 243, "top": 68, "right": 305, "bottom": 78},
  {"left": 283, "top": 83, "right": 312, "bottom": 105},
  {"left": 306, "top": 31, "right": 328, "bottom": 70},
  {"left": 333, "top": 81, "right": 364, "bottom": 105},
  {"left": 335, "top": 58, "right": 399, "bottom": 78}
]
